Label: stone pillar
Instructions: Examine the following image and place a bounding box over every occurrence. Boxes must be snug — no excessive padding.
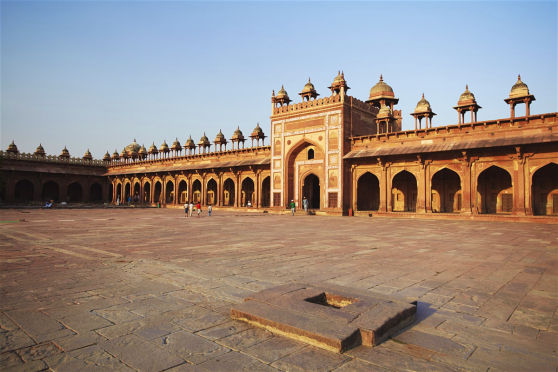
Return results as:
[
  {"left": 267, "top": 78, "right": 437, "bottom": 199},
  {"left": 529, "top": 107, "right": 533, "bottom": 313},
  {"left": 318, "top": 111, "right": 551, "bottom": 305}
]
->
[
  {"left": 235, "top": 173, "right": 240, "bottom": 208},
  {"left": 255, "top": 170, "right": 261, "bottom": 208},
  {"left": 352, "top": 166, "right": 358, "bottom": 212},
  {"left": 524, "top": 158, "right": 533, "bottom": 215},
  {"left": 386, "top": 165, "right": 393, "bottom": 212},
  {"left": 513, "top": 158, "right": 526, "bottom": 215},
  {"left": 424, "top": 163, "right": 432, "bottom": 213},
  {"left": 416, "top": 166, "right": 426, "bottom": 213}
]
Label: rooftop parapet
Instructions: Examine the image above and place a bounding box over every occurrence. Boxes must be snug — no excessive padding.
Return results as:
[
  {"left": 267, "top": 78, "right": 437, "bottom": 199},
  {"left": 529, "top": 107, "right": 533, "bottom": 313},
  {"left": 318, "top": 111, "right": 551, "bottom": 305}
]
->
[{"left": 0, "top": 150, "right": 106, "bottom": 167}]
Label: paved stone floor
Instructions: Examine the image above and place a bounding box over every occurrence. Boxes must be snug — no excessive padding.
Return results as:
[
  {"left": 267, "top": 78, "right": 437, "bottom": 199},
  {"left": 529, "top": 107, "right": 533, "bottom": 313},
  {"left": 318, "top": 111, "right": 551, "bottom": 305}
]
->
[{"left": 0, "top": 208, "right": 557, "bottom": 371}]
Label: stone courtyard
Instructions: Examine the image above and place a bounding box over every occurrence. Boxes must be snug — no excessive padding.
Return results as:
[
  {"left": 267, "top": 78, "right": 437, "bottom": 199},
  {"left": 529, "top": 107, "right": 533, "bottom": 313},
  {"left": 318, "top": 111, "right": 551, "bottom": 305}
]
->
[{"left": 0, "top": 208, "right": 557, "bottom": 371}]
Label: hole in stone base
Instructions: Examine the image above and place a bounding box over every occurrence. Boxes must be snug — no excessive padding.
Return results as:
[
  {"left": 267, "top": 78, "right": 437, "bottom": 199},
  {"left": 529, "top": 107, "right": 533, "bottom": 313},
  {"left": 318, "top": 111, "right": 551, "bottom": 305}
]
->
[{"left": 305, "top": 292, "right": 359, "bottom": 309}]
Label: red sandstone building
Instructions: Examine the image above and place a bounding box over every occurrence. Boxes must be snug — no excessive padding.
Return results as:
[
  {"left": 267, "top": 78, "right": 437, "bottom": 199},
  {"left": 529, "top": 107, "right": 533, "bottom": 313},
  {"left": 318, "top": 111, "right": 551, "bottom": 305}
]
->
[{"left": 1, "top": 73, "right": 557, "bottom": 218}]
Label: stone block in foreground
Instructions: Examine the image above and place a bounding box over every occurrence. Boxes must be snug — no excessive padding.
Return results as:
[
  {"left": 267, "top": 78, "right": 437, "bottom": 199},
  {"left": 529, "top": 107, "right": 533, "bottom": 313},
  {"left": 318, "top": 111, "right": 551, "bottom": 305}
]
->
[{"left": 230, "top": 283, "right": 416, "bottom": 353}]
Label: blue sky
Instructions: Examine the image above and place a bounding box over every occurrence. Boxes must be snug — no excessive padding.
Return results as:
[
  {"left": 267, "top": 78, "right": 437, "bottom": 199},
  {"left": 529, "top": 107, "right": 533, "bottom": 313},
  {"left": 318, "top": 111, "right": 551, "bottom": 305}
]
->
[{"left": 1, "top": 1, "right": 556, "bottom": 158}]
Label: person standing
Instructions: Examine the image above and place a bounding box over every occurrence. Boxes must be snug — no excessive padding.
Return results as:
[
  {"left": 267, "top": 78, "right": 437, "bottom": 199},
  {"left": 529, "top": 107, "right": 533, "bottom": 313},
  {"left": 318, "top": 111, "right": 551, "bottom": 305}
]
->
[
  {"left": 184, "top": 202, "right": 188, "bottom": 218},
  {"left": 196, "top": 202, "right": 201, "bottom": 217},
  {"left": 303, "top": 197, "right": 308, "bottom": 213},
  {"left": 189, "top": 201, "right": 194, "bottom": 217},
  {"left": 208, "top": 204, "right": 212, "bottom": 217},
  {"left": 290, "top": 200, "right": 296, "bottom": 216}
]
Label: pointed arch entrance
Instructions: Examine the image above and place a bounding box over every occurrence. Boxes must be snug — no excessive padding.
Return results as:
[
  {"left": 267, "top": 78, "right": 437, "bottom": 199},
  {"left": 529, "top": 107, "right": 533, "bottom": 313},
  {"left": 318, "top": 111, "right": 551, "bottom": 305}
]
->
[
  {"left": 357, "top": 172, "right": 380, "bottom": 211},
  {"left": 178, "top": 180, "right": 187, "bottom": 203},
  {"left": 286, "top": 140, "right": 323, "bottom": 208},
  {"left": 192, "top": 180, "right": 202, "bottom": 203},
  {"left": 133, "top": 182, "right": 140, "bottom": 203},
  {"left": 165, "top": 180, "right": 174, "bottom": 204},
  {"left": 431, "top": 168, "right": 462, "bottom": 213},
  {"left": 302, "top": 174, "right": 320, "bottom": 209},
  {"left": 144, "top": 182, "right": 151, "bottom": 203},
  {"left": 477, "top": 166, "right": 512, "bottom": 214},
  {"left": 207, "top": 179, "right": 217, "bottom": 205},
  {"left": 124, "top": 183, "right": 131, "bottom": 203},
  {"left": 391, "top": 171, "right": 417, "bottom": 212},
  {"left": 241, "top": 178, "right": 254, "bottom": 206},
  {"left": 532, "top": 163, "right": 558, "bottom": 215},
  {"left": 154, "top": 181, "right": 162, "bottom": 203},
  {"left": 223, "top": 178, "right": 235, "bottom": 206}
]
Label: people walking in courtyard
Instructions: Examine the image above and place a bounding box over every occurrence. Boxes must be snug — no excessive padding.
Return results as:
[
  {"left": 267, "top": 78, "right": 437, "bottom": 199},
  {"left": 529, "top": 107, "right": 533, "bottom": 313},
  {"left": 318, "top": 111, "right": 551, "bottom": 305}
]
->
[
  {"left": 208, "top": 204, "right": 212, "bottom": 216},
  {"left": 196, "top": 202, "right": 201, "bottom": 217},
  {"left": 303, "top": 197, "right": 308, "bottom": 213},
  {"left": 290, "top": 200, "right": 296, "bottom": 215},
  {"left": 189, "top": 201, "right": 194, "bottom": 217}
]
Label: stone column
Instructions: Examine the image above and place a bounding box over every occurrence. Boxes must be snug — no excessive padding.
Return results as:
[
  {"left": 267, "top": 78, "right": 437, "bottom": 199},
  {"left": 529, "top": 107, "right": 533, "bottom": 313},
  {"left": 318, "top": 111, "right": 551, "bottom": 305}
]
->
[
  {"left": 416, "top": 165, "right": 426, "bottom": 213},
  {"left": 513, "top": 157, "right": 527, "bottom": 215},
  {"left": 379, "top": 163, "right": 388, "bottom": 212},
  {"left": 235, "top": 173, "right": 240, "bottom": 208}
]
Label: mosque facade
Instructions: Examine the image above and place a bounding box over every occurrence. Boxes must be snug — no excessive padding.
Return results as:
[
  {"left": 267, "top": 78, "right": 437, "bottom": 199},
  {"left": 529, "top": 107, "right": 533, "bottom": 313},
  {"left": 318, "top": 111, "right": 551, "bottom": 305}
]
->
[{"left": 1, "top": 73, "right": 557, "bottom": 218}]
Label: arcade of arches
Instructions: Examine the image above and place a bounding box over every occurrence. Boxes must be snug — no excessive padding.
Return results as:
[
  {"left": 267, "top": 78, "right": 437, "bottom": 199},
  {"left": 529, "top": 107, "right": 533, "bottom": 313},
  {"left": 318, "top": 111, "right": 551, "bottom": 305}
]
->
[
  {"left": 110, "top": 170, "right": 271, "bottom": 208},
  {"left": 5, "top": 176, "right": 107, "bottom": 204},
  {"left": 351, "top": 160, "right": 558, "bottom": 216}
]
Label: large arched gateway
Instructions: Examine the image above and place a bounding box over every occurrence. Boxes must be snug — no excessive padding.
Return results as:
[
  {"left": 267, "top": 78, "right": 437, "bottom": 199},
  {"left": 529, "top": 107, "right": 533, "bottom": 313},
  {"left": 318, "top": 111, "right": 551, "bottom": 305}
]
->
[
  {"left": 302, "top": 174, "right": 320, "bottom": 209},
  {"left": 477, "top": 166, "right": 512, "bottom": 214},
  {"left": 431, "top": 168, "right": 461, "bottom": 213}
]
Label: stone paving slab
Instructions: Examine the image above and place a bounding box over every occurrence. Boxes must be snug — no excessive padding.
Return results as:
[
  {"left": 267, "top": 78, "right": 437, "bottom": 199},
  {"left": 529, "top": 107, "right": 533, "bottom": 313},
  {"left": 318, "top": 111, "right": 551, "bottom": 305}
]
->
[{"left": 0, "top": 208, "right": 557, "bottom": 371}]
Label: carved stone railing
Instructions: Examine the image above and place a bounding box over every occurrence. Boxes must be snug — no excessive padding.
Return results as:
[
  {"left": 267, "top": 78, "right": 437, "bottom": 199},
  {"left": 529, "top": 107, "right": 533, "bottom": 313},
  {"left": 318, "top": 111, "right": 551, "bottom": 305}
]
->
[
  {"left": 0, "top": 151, "right": 107, "bottom": 167},
  {"left": 108, "top": 145, "right": 272, "bottom": 168}
]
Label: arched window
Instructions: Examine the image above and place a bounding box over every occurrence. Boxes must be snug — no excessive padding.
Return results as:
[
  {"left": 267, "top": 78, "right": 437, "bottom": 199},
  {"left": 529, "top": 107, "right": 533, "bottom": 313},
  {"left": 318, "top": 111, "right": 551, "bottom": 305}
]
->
[{"left": 308, "top": 148, "right": 314, "bottom": 160}]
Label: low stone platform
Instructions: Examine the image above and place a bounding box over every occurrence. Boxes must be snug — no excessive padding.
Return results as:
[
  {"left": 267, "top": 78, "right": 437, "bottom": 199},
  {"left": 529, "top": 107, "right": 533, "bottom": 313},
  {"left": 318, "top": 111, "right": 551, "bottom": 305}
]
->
[{"left": 231, "top": 283, "right": 416, "bottom": 352}]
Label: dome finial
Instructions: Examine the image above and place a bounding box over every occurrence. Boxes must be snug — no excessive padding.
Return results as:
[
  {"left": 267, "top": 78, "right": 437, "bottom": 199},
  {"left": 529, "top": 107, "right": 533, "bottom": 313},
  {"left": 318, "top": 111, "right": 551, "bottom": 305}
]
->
[
  {"left": 518, "top": 74, "right": 521, "bottom": 81},
  {"left": 465, "top": 84, "right": 469, "bottom": 91},
  {"left": 422, "top": 92, "right": 425, "bottom": 98},
  {"left": 379, "top": 74, "right": 383, "bottom": 81}
]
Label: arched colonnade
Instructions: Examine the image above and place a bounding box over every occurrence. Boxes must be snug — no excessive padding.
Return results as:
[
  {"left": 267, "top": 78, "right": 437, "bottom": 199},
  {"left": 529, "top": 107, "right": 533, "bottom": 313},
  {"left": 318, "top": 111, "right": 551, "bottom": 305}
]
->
[
  {"left": 111, "top": 169, "right": 271, "bottom": 208},
  {"left": 353, "top": 161, "right": 558, "bottom": 216}
]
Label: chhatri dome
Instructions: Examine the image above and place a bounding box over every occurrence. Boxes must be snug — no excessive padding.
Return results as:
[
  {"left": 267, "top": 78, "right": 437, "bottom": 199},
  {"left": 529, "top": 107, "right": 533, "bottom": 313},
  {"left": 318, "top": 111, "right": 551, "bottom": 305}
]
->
[
  {"left": 414, "top": 93, "right": 433, "bottom": 113},
  {"left": 159, "top": 140, "right": 169, "bottom": 153},
  {"left": 509, "top": 74, "right": 530, "bottom": 99},
  {"left": 103, "top": 151, "right": 111, "bottom": 161},
  {"left": 111, "top": 149, "right": 120, "bottom": 160},
  {"left": 34, "top": 143, "right": 45, "bottom": 157},
  {"left": 83, "top": 149, "right": 92, "bottom": 160},
  {"left": 369, "top": 74, "right": 395, "bottom": 100},
  {"left": 148, "top": 142, "right": 158, "bottom": 154},
  {"left": 7, "top": 140, "right": 19, "bottom": 154},
  {"left": 458, "top": 84, "right": 476, "bottom": 104},
  {"left": 125, "top": 139, "right": 141, "bottom": 153}
]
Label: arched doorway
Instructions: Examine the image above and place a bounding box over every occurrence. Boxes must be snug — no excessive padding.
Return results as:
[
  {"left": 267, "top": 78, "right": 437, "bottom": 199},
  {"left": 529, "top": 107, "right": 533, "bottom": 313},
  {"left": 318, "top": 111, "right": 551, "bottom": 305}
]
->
[
  {"left": 15, "top": 180, "right": 34, "bottom": 203},
  {"left": 532, "top": 163, "right": 558, "bottom": 215},
  {"left": 67, "top": 182, "right": 82, "bottom": 202},
  {"left": 357, "top": 172, "right": 379, "bottom": 211},
  {"left": 477, "top": 166, "right": 512, "bottom": 214},
  {"left": 223, "top": 178, "right": 235, "bottom": 206},
  {"left": 207, "top": 179, "right": 217, "bottom": 205},
  {"left": 392, "top": 171, "right": 417, "bottom": 212},
  {"left": 124, "top": 183, "right": 131, "bottom": 203},
  {"left": 42, "top": 181, "right": 60, "bottom": 202},
  {"left": 261, "top": 176, "right": 270, "bottom": 207},
  {"left": 109, "top": 183, "right": 114, "bottom": 202},
  {"left": 178, "top": 180, "right": 187, "bottom": 203},
  {"left": 431, "top": 168, "right": 462, "bottom": 213},
  {"left": 90, "top": 183, "right": 103, "bottom": 202},
  {"left": 144, "top": 182, "right": 151, "bottom": 203},
  {"left": 302, "top": 174, "right": 320, "bottom": 209},
  {"left": 154, "top": 182, "right": 162, "bottom": 203},
  {"left": 287, "top": 141, "right": 322, "bottom": 208},
  {"left": 192, "top": 180, "right": 202, "bottom": 203},
  {"left": 165, "top": 180, "right": 174, "bottom": 204},
  {"left": 133, "top": 182, "right": 140, "bottom": 203},
  {"left": 241, "top": 178, "right": 254, "bottom": 207},
  {"left": 115, "top": 183, "right": 122, "bottom": 204}
]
